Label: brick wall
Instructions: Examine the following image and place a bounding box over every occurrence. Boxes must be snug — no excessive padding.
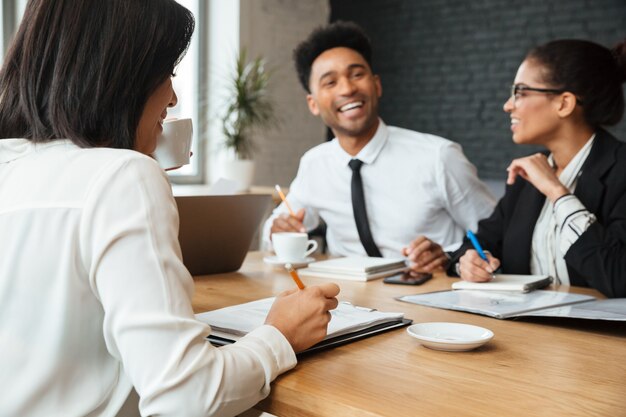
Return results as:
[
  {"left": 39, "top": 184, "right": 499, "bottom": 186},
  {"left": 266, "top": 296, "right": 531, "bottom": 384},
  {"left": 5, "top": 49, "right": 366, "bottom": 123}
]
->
[{"left": 330, "top": 0, "right": 626, "bottom": 180}]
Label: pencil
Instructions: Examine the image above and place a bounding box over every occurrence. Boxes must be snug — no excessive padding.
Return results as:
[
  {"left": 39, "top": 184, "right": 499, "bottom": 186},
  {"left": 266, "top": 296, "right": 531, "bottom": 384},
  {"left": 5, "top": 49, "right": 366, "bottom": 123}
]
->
[
  {"left": 274, "top": 184, "right": 296, "bottom": 217},
  {"left": 285, "top": 263, "right": 306, "bottom": 289}
]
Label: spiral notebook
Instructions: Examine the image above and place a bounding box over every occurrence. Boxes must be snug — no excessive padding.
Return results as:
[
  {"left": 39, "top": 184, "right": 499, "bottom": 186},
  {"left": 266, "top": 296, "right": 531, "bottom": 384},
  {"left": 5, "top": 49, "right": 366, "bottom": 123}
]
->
[{"left": 196, "top": 298, "right": 411, "bottom": 354}]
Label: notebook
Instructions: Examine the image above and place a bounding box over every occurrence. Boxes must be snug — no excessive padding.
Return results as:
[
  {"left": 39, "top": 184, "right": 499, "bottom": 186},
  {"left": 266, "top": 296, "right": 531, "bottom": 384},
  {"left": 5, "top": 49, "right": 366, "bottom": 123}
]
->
[
  {"left": 196, "top": 298, "right": 412, "bottom": 354},
  {"left": 398, "top": 290, "right": 626, "bottom": 321},
  {"left": 451, "top": 274, "right": 553, "bottom": 292},
  {"left": 175, "top": 194, "right": 271, "bottom": 275},
  {"left": 299, "top": 256, "right": 408, "bottom": 281}
]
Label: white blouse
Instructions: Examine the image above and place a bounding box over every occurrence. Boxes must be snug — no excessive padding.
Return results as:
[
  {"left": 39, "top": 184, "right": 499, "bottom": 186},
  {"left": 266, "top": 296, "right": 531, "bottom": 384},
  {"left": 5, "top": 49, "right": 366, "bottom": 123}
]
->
[
  {"left": 530, "top": 135, "right": 597, "bottom": 284},
  {"left": 0, "top": 139, "right": 296, "bottom": 417}
]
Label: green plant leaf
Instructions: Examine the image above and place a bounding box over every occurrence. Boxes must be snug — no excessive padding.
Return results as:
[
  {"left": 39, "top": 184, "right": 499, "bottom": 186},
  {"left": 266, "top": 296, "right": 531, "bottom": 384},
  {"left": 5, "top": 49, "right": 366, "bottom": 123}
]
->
[{"left": 221, "top": 48, "right": 279, "bottom": 159}]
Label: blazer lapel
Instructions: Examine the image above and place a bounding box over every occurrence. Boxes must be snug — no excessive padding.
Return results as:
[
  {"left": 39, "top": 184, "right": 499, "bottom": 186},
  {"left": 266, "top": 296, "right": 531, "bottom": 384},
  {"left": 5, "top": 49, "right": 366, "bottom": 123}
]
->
[
  {"left": 575, "top": 129, "right": 618, "bottom": 213},
  {"left": 504, "top": 180, "right": 545, "bottom": 273}
]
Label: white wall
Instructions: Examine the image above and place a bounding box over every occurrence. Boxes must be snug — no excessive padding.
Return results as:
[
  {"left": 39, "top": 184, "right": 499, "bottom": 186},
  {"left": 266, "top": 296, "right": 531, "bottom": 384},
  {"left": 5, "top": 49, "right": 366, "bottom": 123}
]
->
[{"left": 238, "top": 0, "right": 329, "bottom": 187}]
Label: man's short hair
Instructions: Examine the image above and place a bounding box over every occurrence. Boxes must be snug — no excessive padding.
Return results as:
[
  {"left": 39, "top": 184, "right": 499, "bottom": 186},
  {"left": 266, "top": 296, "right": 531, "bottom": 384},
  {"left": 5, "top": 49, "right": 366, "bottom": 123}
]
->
[{"left": 293, "top": 21, "right": 372, "bottom": 93}]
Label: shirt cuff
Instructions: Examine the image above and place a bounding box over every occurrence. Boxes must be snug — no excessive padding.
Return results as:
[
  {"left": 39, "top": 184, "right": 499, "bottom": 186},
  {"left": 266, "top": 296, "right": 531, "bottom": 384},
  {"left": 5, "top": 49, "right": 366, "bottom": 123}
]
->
[
  {"left": 553, "top": 194, "right": 596, "bottom": 254},
  {"left": 238, "top": 325, "right": 297, "bottom": 380}
]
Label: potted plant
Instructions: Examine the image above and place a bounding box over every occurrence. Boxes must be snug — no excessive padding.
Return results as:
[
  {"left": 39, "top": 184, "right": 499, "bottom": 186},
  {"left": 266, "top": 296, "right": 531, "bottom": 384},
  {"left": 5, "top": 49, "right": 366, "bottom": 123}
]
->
[{"left": 219, "top": 50, "right": 278, "bottom": 191}]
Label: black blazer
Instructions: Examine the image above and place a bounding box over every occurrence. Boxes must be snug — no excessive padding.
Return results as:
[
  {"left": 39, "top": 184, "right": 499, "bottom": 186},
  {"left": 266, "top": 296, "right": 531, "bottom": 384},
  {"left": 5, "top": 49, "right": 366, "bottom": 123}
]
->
[{"left": 447, "top": 129, "right": 626, "bottom": 298}]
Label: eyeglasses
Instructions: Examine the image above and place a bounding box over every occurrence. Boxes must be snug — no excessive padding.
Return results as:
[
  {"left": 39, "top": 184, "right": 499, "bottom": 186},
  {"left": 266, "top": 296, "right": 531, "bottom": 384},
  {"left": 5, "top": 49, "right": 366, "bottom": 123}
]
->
[
  {"left": 510, "top": 84, "right": 565, "bottom": 102},
  {"left": 510, "top": 84, "right": 584, "bottom": 105}
]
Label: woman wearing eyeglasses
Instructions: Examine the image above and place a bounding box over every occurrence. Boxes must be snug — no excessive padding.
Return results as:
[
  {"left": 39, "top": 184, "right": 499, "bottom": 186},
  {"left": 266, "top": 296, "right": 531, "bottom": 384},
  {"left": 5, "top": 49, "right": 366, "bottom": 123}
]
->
[{"left": 447, "top": 39, "right": 626, "bottom": 298}]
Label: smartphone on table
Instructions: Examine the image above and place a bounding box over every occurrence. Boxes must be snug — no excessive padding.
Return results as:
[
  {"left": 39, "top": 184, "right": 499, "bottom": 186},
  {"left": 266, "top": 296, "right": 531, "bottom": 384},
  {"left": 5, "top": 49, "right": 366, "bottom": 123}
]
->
[{"left": 383, "top": 271, "right": 432, "bottom": 285}]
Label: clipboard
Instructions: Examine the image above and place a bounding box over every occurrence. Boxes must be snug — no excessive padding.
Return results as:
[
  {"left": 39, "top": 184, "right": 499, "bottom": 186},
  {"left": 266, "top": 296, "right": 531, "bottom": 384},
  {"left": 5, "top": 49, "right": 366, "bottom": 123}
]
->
[
  {"left": 206, "top": 318, "right": 413, "bottom": 355},
  {"left": 196, "top": 297, "right": 412, "bottom": 354}
]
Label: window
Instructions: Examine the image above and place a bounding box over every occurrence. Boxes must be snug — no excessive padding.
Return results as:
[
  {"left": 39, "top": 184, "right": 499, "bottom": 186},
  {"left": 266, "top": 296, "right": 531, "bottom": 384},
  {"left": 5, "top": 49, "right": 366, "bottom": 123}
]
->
[{"left": 168, "top": 0, "right": 206, "bottom": 183}]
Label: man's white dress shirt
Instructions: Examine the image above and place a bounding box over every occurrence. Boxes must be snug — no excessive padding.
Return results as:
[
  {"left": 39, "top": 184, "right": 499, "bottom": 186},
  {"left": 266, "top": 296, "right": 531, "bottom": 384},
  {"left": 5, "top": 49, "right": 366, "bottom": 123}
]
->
[
  {"left": 263, "top": 120, "right": 496, "bottom": 256},
  {"left": 0, "top": 139, "right": 296, "bottom": 417}
]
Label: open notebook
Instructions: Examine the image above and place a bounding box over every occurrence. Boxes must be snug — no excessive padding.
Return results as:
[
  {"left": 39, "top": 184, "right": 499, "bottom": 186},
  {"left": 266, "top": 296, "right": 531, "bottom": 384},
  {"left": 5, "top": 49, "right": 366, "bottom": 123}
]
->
[{"left": 196, "top": 298, "right": 411, "bottom": 354}]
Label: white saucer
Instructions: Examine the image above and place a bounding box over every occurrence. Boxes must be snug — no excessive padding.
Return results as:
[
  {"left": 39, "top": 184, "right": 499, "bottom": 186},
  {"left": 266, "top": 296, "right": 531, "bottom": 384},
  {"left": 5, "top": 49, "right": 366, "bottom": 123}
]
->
[
  {"left": 263, "top": 256, "right": 315, "bottom": 268},
  {"left": 406, "top": 322, "right": 494, "bottom": 351}
]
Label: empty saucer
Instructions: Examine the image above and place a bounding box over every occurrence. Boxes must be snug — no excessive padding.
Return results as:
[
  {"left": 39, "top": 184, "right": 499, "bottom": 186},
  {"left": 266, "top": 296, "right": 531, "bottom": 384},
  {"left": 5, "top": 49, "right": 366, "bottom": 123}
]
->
[
  {"left": 406, "top": 322, "right": 493, "bottom": 351},
  {"left": 263, "top": 256, "right": 315, "bottom": 268}
]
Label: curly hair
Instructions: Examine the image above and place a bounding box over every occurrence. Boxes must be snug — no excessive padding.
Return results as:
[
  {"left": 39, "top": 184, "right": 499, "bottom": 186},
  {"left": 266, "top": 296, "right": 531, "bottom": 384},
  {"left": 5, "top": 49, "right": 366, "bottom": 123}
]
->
[{"left": 293, "top": 21, "right": 372, "bottom": 93}]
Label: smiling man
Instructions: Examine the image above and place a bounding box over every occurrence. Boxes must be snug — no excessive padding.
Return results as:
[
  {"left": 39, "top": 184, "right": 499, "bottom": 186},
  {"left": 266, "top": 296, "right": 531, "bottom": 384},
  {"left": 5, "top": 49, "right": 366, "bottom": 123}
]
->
[{"left": 263, "top": 21, "right": 496, "bottom": 273}]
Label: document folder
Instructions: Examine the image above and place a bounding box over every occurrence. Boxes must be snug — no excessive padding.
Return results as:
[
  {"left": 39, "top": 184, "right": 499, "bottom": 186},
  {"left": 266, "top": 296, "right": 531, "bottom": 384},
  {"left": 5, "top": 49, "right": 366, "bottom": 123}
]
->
[
  {"left": 206, "top": 318, "right": 412, "bottom": 355},
  {"left": 197, "top": 298, "right": 412, "bottom": 354}
]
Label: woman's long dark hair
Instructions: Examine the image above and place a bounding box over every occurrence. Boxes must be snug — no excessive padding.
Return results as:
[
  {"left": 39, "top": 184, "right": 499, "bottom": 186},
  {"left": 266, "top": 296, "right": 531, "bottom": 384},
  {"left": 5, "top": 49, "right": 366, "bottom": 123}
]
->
[{"left": 0, "top": 0, "right": 194, "bottom": 149}]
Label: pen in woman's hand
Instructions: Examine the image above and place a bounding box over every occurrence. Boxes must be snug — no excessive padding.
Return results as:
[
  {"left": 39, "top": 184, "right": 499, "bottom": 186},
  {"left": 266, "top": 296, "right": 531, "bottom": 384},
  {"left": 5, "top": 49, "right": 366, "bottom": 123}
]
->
[
  {"left": 466, "top": 230, "right": 495, "bottom": 279},
  {"left": 466, "top": 230, "right": 488, "bottom": 261}
]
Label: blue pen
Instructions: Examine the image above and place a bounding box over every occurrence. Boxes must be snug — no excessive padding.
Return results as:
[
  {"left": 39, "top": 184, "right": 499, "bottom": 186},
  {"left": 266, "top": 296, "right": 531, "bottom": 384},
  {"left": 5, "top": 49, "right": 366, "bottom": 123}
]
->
[{"left": 466, "top": 230, "right": 488, "bottom": 262}]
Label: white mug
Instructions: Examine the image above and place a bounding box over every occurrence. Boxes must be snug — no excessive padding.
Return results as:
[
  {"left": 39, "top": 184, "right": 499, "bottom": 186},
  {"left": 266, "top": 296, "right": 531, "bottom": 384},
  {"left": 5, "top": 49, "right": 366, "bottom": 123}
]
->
[
  {"left": 272, "top": 232, "right": 318, "bottom": 262},
  {"left": 153, "top": 118, "right": 193, "bottom": 169}
]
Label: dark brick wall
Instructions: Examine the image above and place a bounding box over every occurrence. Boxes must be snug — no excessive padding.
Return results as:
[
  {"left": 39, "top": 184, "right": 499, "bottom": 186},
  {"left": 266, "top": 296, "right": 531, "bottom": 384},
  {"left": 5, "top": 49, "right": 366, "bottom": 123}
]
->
[{"left": 330, "top": 0, "right": 626, "bottom": 180}]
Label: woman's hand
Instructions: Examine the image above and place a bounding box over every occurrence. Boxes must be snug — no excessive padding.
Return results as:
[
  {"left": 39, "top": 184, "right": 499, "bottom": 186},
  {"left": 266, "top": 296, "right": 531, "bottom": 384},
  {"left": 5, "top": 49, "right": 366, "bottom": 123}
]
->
[
  {"left": 458, "top": 249, "right": 500, "bottom": 282},
  {"left": 506, "top": 153, "right": 569, "bottom": 202},
  {"left": 266, "top": 283, "right": 340, "bottom": 352}
]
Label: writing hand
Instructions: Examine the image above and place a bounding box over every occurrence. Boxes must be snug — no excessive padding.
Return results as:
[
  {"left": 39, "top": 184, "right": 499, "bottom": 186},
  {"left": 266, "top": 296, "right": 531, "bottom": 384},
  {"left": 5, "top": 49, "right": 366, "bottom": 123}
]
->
[
  {"left": 506, "top": 153, "right": 569, "bottom": 202},
  {"left": 402, "top": 235, "right": 448, "bottom": 272},
  {"left": 458, "top": 249, "right": 500, "bottom": 282},
  {"left": 270, "top": 208, "right": 306, "bottom": 235},
  {"left": 266, "top": 283, "right": 340, "bottom": 352}
]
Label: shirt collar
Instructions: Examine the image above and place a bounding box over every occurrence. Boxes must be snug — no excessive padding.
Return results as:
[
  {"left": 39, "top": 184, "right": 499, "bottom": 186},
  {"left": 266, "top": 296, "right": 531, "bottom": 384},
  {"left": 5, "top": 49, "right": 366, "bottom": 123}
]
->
[
  {"left": 547, "top": 133, "right": 595, "bottom": 188},
  {"left": 0, "top": 139, "right": 72, "bottom": 164},
  {"left": 333, "top": 118, "right": 389, "bottom": 167}
]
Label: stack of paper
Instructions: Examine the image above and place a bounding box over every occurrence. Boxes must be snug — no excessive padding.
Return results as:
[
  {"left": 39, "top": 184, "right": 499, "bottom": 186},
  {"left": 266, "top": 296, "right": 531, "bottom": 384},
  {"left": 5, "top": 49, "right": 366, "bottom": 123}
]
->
[
  {"left": 298, "top": 256, "right": 408, "bottom": 281},
  {"left": 196, "top": 298, "right": 411, "bottom": 354},
  {"left": 451, "top": 274, "right": 553, "bottom": 293}
]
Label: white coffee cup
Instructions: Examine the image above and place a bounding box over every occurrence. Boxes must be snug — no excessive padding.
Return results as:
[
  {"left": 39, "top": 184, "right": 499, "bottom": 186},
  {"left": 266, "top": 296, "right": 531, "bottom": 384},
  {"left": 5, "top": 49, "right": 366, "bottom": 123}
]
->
[
  {"left": 272, "top": 232, "right": 318, "bottom": 262},
  {"left": 153, "top": 118, "right": 193, "bottom": 169}
]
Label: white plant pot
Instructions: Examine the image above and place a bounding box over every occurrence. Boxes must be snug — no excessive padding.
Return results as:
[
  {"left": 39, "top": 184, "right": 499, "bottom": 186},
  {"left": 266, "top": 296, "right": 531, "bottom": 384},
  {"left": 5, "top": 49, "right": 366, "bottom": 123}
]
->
[{"left": 218, "top": 158, "right": 256, "bottom": 192}]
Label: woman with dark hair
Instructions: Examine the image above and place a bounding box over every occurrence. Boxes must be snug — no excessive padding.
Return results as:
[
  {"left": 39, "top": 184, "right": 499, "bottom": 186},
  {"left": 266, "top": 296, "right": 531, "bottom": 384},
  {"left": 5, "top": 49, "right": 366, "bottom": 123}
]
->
[
  {"left": 447, "top": 39, "right": 626, "bottom": 298},
  {"left": 0, "top": 1, "right": 339, "bottom": 415}
]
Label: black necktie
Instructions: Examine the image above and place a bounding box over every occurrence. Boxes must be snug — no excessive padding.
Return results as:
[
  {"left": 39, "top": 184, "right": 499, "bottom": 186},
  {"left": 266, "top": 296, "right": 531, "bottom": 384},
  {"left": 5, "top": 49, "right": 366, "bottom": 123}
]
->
[{"left": 348, "top": 159, "right": 382, "bottom": 257}]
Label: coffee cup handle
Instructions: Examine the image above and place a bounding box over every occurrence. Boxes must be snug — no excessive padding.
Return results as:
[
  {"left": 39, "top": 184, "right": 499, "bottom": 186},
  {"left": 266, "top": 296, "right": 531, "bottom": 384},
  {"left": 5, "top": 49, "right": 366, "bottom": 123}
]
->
[{"left": 304, "top": 240, "right": 318, "bottom": 257}]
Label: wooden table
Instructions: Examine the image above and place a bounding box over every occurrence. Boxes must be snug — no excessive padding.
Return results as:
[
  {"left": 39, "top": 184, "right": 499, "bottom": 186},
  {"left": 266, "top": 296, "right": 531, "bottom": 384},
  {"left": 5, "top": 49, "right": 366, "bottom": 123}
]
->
[{"left": 192, "top": 252, "right": 626, "bottom": 417}]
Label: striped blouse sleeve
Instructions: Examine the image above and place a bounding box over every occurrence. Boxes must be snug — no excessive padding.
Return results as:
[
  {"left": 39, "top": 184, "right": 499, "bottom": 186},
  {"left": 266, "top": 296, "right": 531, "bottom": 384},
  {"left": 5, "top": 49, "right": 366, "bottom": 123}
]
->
[{"left": 554, "top": 194, "right": 597, "bottom": 254}]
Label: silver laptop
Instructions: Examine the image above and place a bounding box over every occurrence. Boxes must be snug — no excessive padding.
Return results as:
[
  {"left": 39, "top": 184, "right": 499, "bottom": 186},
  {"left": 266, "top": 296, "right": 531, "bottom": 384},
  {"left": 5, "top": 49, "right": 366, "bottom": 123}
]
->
[{"left": 174, "top": 194, "right": 272, "bottom": 275}]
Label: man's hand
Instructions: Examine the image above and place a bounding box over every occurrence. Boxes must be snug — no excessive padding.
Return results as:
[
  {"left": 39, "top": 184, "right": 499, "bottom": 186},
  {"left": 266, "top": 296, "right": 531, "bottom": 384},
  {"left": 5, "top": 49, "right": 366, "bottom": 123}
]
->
[
  {"left": 265, "top": 283, "right": 340, "bottom": 352},
  {"left": 458, "top": 249, "right": 501, "bottom": 282},
  {"left": 270, "top": 208, "right": 306, "bottom": 235},
  {"left": 402, "top": 236, "right": 448, "bottom": 272}
]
